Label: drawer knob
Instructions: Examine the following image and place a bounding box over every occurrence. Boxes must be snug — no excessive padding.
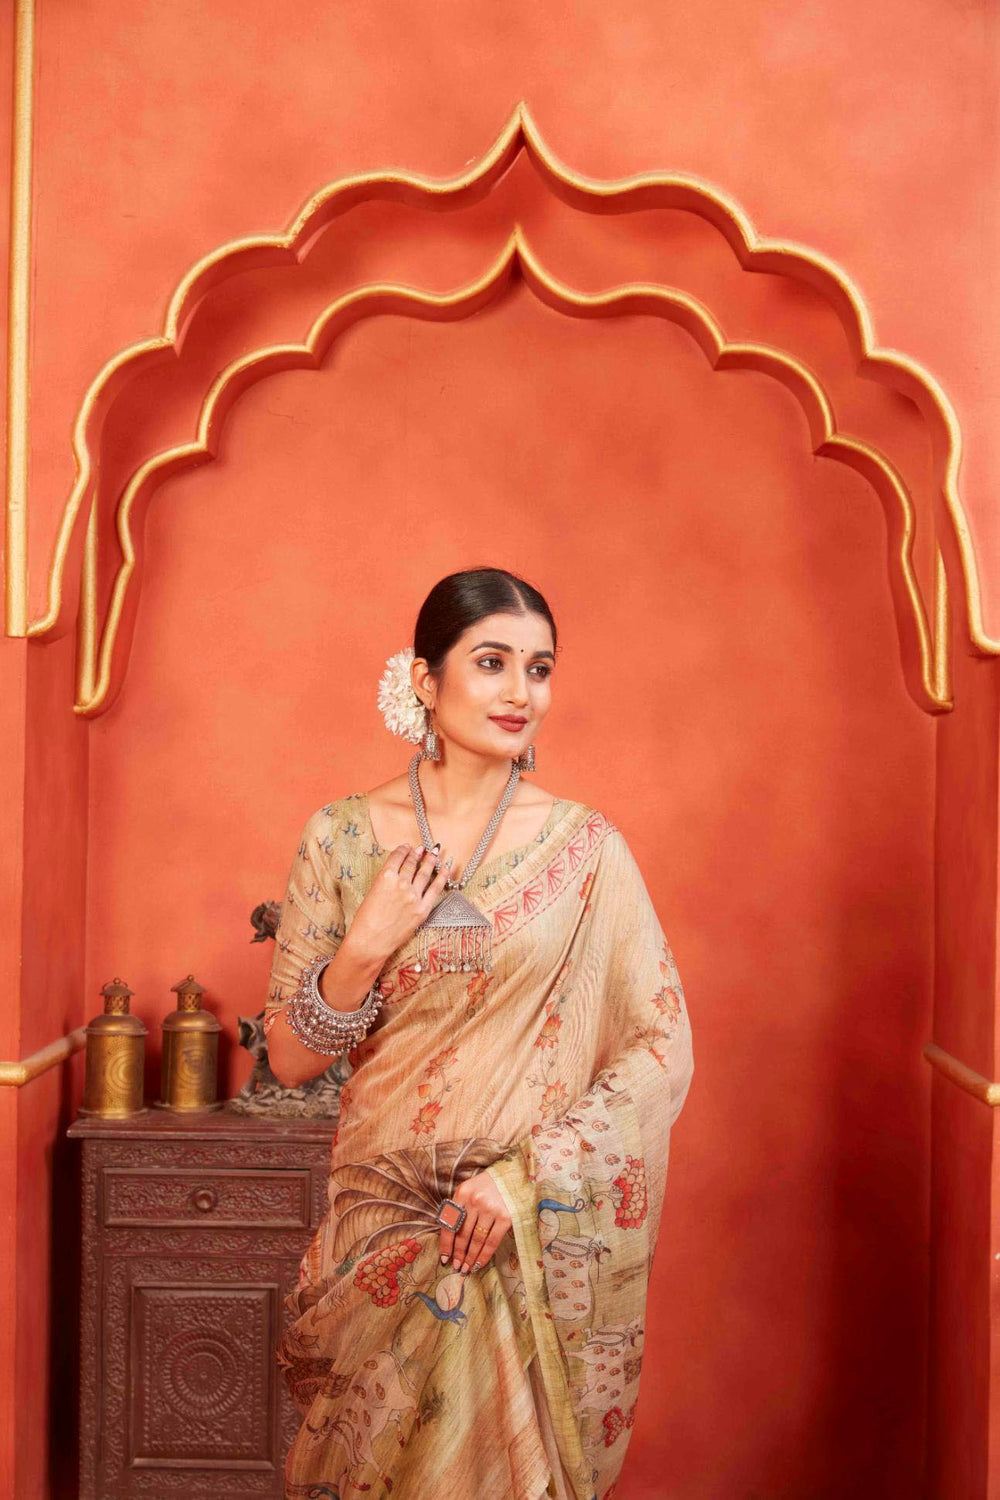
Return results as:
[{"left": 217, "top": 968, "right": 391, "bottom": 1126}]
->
[{"left": 191, "top": 1188, "right": 218, "bottom": 1214}]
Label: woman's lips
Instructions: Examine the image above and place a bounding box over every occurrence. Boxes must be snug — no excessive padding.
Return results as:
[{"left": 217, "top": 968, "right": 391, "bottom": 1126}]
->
[{"left": 490, "top": 716, "right": 528, "bottom": 732}]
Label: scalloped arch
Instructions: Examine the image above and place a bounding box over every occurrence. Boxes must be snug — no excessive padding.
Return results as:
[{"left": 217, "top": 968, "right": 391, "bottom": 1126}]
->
[
  {"left": 20, "top": 103, "right": 978, "bottom": 714},
  {"left": 70, "top": 233, "right": 944, "bottom": 715}
]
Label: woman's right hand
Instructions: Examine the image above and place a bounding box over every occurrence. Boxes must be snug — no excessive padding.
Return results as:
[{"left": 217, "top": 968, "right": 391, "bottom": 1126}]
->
[{"left": 343, "top": 843, "right": 453, "bottom": 967}]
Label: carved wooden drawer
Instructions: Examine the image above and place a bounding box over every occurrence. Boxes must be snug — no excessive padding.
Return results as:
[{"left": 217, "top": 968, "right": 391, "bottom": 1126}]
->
[
  {"left": 102, "top": 1167, "right": 315, "bottom": 1227},
  {"left": 68, "top": 1109, "right": 336, "bottom": 1500}
]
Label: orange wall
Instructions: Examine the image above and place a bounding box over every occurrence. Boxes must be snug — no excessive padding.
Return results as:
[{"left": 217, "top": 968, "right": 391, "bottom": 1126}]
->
[
  {"left": 3, "top": 2, "right": 998, "bottom": 1495},
  {"left": 85, "top": 287, "right": 937, "bottom": 1494}
]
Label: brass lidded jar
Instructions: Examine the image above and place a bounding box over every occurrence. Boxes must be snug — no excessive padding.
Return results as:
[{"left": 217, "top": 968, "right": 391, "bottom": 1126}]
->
[
  {"left": 158, "top": 975, "right": 222, "bottom": 1112},
  {"left": 79, "top": 978, "right": 147, "bottom": 1119}
]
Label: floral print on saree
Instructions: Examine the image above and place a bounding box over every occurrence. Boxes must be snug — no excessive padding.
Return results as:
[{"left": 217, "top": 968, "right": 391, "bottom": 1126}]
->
[{"left": 266, "top": 795, "right": 694, "bottom": 1500}]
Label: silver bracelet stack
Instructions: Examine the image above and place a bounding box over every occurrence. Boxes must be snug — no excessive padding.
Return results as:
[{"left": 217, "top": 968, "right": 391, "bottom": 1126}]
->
[{"left": 284, "top": 952, "right": 385, "bottom": 1055}]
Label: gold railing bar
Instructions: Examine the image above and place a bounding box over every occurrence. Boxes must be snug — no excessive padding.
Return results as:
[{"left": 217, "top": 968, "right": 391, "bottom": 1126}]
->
[
  {"left": 0, "top": 1026, "right": 87, "bottom": 1088},
  {"left": 923, "top": 1042, "right": 1000, "bottom": 1107}
]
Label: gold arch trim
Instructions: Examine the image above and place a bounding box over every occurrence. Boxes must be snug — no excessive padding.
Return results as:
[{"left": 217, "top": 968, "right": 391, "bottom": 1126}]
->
[
  {"left": 72, "top": 231, "right": 948, "bottom": 715},
  {"left": 14, "top": 101, "right": 984, "bottom": 710}
]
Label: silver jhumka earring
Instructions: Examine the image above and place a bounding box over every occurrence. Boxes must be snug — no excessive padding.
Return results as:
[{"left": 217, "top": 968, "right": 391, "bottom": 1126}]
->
[
  {"left": 515, "top": 743, "right": 536, "bottom": 772},
  {"left": 419, "top": 705, "right": 442, "bottom": 761}
]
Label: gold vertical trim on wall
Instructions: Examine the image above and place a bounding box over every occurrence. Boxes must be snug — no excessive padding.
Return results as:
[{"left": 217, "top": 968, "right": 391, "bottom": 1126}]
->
[
  {"left": 5, "top": 0, "right": 35, "bottom": 637},
  {"left": 78, "top": 501, "right": 98, "bottom": 705},
  {"left": 934, "top": 547, "right": 951, "bottom": 706}
]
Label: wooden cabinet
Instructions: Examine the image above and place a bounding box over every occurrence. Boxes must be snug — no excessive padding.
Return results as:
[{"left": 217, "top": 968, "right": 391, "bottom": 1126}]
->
[{"left": 67, "top": 1110, "right": 336, "bottom": 1500}]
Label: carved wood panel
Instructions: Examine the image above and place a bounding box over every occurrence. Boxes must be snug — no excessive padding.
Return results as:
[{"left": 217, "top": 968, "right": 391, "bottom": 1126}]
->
[
  {"left": 68, "top": 1112, "right": 335, "bottom": 1500},
  {"left": 133, "top": 1285, "right": 273, "bottom": 1463},
  {"left": 104, "top": 1167, "right": 313, "bottom": 1227}
]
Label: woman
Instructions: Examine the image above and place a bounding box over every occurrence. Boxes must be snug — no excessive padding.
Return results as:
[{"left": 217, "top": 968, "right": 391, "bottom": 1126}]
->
[{"left": 265, "top": 567, "right": 694, "bottom": 1500}]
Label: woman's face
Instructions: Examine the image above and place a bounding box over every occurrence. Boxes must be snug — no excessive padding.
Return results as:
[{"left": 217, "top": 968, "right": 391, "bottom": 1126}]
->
[{"left": 414, "top": 611, "right": 555, "bottom": 761}]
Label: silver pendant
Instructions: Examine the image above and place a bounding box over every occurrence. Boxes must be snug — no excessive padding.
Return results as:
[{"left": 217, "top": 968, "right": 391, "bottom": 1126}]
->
[
  {"left": 416, "top": 888, "right": 493, "bottom": 974},
  {"left": 407, "top": 751, "right": 517, "bottom": 976}
]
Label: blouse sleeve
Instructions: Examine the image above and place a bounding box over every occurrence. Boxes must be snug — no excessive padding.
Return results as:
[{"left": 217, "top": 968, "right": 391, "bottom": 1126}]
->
[{"left": 263, "top": 804, "right": 347, "bottom": 1038}]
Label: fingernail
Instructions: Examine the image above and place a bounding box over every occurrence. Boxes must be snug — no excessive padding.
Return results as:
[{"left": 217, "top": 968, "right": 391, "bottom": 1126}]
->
[
  {"left": 452, "top": 1257, "right": 460, "bottom": 1268},
  {"left": 440, "top": 1254, "right": 449, "bottom": 1264},
  {"left": 431, "top": 842, "right": 441, "bottom": 852},
  {"left": 460, "top": 1262, "right": 469, "bottom": 1275}
]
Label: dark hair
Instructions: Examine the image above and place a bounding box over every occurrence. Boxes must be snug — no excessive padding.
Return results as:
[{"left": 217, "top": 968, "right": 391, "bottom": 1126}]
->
[{"left": 414, "top": 567, "right": 558, "bottom": 676}]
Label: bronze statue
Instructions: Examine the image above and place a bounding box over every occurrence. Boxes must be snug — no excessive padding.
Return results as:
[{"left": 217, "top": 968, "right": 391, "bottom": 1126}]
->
[{"left": 226, "top": 901, "right": 349, "bottom": 1119}]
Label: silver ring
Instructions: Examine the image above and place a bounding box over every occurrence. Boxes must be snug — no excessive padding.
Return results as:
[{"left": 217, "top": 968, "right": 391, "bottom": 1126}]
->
[{"left": 435, "top": 1197, "right": 466, "bottom": 1234}]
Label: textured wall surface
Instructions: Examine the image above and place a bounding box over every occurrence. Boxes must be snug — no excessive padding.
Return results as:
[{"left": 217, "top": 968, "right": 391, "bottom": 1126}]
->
[{"left": 2, "top": 3, "right": 998, "bottom": 1495}]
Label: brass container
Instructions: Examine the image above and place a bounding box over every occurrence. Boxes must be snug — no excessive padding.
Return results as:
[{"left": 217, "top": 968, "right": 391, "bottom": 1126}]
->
[
  {"left": 79, "top": 978, "right": 147, "bottom": 1119},
  {"left": 158, "top": 975, "right": 222, "bottom": 1112}
]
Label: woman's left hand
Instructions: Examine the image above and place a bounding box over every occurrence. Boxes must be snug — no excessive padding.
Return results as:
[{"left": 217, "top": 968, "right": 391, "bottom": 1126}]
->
[{"left": 438, "top": 1170, "right": 512, "bottom": 1275}]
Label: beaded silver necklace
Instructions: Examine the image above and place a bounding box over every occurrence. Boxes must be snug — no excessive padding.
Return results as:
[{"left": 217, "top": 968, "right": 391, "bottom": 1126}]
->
[{"left": 407, "top": 752, "right": 520, "bottom": 975}]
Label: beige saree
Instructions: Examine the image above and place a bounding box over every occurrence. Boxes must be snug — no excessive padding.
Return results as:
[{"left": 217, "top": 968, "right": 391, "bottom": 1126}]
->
[{"left": 264, "top": 792, "right": 694, "bottom": 1500}]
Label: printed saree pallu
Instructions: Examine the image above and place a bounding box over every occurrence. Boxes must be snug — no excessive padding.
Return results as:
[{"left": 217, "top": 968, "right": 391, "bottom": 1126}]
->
[{"left": 264, "top": 793, "right": 695, "bottom": 1500}]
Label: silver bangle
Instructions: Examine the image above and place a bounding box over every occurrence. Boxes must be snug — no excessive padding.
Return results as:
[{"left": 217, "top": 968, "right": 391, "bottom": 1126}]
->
[{"left": 284, "top": 953, "right": 385, "bottom": 1055}]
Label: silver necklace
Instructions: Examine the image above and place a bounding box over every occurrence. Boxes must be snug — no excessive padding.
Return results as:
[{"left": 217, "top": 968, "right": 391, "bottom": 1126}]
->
[{"left": 407, "top": 752, "right": 520, "bottom": 974}]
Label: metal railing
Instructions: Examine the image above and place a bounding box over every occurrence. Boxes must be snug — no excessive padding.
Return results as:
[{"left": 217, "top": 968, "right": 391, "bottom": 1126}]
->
[{"left": 0, "top": 1027, "right": 87, "bottom": 1088}]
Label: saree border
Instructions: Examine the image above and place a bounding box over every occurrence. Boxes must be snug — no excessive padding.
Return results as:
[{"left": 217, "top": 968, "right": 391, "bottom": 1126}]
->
[
  {"left": 488, "top": 1148, "right": 594, "bottom": 1500},
  {"left": 374, "top": 803, "right": 619, "bottom": 1010}
]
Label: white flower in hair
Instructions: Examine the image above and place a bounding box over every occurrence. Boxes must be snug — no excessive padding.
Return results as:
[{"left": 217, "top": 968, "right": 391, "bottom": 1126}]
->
[{"left": 377, "top": 646, "right": 426, "bottom": 743}]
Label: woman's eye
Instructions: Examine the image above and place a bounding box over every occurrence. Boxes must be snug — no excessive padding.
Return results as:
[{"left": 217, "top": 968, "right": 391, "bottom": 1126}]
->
[{"left": 476, "top": 656, "right": 551, "bottom": 679}]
